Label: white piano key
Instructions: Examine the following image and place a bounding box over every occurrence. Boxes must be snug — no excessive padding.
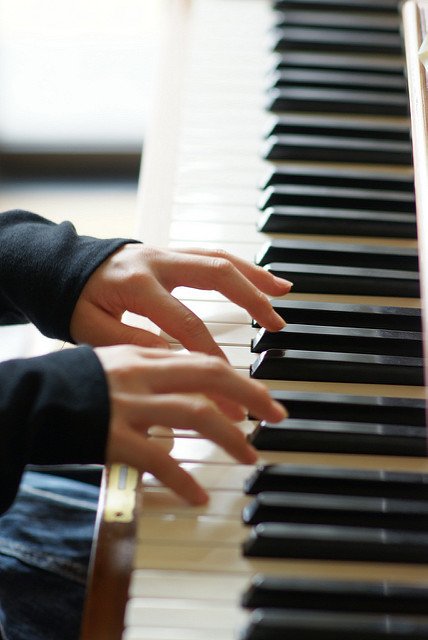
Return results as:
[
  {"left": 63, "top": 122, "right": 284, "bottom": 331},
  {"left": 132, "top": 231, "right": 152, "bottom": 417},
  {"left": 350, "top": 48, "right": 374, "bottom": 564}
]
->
[
  {"left": 162, "top": 322, "right": 256, "bottom": 347},
  {"left": 138, "top": 514, "right": 246, "bottom": 544},
  {"left": 169, "top": 221, "right": 262, "bottom": 244},
  {"left": 123, "top": 626, "right": 235, "bottom": 640},
  {"left": 285, "top": 291, "right": 421, "bottom": 308},
  {"left": 172, "top": 205, "right": 258, "bottom": 224},
  {"left": 176, "top": 158, "right": 264, "bottom": 180},
  {"left": 215, "top": 345, "right": 254, "bottom": 368},
  {"left": 129, "top": 570, "right": 246, "bottom": 601},
  {"left": 155, "top": 434, "right": 428, "bottom": 471},
  {"left": 140, "top": 487, "right": 249, "bottom": 519},
  {"left": 168, "top": 344, "right": 253, "bottom": 368},
  {"left": 143, "top": 452, "right": 428, "bottom": 492},
  {"left": 168, "top": 241, "right": 259, "bottom": 262},
  {"left": 125, "top": 598, "right": 245, "bottom": 631},
  {"left": 150, "top": 418, "right": 255, "bottom": 438},
  {"left": 170, "top": 300, "right": 251, "bottom": 324},
  {"left": 261, "top": 377, "right": 426, "bottom": 399},
  {"left": 178, "top": 142, "right": 260, "bottom": 159},
  {"left": 134, "top": 542, "right": 428, "bottom": 582},
  {"left": 142, "top": 463, "right": 253, "bottom": 492},
  {"left": 172, "top": 287, "right": 229, "bottom": 302},
  {"left": 175, "top": 171, "right": 261, "bottom": 190}
]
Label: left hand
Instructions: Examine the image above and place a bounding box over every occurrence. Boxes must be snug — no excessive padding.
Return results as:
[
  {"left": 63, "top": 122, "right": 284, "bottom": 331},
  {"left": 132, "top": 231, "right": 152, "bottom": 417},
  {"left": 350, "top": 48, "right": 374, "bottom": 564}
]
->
[{"left": 70, "top": 244, "right": 292, "bottom": 358}]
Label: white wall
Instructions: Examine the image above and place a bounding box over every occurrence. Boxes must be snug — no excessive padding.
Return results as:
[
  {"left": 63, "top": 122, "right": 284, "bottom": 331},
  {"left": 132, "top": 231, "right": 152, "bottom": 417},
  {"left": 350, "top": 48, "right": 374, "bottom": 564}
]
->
[{"left": 0, "top": 1, "right": 163, "bottom": 151}]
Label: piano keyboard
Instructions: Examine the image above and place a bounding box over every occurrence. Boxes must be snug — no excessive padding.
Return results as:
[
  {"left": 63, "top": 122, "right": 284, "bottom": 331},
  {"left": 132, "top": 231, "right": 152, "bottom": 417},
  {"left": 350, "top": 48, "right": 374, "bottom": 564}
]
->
[{"left": 81, "top": 0, "right": 428, "bottom": 638}]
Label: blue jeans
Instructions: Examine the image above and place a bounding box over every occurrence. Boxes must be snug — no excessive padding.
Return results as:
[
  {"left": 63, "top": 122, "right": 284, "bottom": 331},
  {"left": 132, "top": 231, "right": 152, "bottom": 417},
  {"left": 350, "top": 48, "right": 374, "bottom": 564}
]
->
[{"left": 0, "top": 471, "right": 99, "bottom": 640}]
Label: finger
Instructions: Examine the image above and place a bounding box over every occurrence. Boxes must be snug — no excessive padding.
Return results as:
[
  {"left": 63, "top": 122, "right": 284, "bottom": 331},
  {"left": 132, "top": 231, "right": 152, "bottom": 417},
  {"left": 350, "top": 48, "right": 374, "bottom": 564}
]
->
[
  {"left": 207, "top": 393, "right": 247, "bottom": 421},
  {"left": 126, "top": 394, "right": 258, "bottom": 464},
  {"left": 174, "top": 247, "right": 292, "bottom": 295},
  {"left": 157, "top": 251, "right": 290, "bottom": 332},
  {"left": 129, "top": 281, "right": 229, "bottom": 359},
  {"left": 73, "top": 304, "right": 170, "bottom": 349},
  {"left": 109, "top": 427, "right": 209, "bottom": 505},
  {"left": 142, "top": 355, "right": 287, "bottom": 423}
]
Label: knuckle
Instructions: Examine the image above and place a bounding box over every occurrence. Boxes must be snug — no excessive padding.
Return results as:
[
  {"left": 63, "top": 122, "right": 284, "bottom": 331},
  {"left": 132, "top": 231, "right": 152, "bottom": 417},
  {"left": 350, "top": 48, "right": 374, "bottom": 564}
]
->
[
  {"left": 129, "top": 267, "right": 153, "bottom": 288},
  {"left": 191, "top": 398, "right": 215, "bottom": 421},
  {"left": 204, "top": 355, "right": 229, "bottom": 376},
  {"left": 209, "top": 255, "right": 234, "bottom": 277},
  {"left": 212, "top": 248, "right": 231, "bottom": 261}
]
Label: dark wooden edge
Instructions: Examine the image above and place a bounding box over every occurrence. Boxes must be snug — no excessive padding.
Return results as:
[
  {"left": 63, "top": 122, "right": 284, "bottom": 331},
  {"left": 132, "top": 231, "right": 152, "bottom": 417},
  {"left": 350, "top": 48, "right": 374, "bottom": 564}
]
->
[
  {"left": 0, "top": 151, "right": 141, "bottom": 179},
  {"left": 79, "top": 464, "right": 141, "bottom": 640}
]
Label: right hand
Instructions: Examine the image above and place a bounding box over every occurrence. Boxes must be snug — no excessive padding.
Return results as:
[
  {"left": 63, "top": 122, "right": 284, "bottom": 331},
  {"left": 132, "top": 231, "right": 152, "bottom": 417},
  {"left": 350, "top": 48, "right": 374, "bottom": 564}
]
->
[{"left": 95, "top": 345, "right": 287, "bottom": 505}]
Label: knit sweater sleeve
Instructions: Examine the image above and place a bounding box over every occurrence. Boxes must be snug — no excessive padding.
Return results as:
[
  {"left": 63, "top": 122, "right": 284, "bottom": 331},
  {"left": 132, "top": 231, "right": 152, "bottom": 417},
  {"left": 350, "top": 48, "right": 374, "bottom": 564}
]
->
[
  {"left": 0, "top": 346, "right": 110, "bottom": 514},
  {"left": 0, "top": 209, "right": 138, "bottom": 342}
]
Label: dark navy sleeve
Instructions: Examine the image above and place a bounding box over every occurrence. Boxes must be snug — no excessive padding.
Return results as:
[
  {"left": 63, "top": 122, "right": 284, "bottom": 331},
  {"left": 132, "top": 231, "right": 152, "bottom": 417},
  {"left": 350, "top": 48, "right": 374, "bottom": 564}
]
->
[
  {"left": 0, "top": 209, "right": 138, "bottom": 342},
  {"left": 0, "top": 346, "right": 110, "bottom": 514}
]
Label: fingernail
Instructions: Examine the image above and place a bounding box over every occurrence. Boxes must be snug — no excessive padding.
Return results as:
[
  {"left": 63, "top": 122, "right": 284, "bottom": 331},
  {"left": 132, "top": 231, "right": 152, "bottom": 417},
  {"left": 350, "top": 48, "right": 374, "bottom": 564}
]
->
[
  {"left": 192, "top": 487, "right": 210, "bottom": 506},
  {"left": 153, "top": 340, "right": 170, "bottom": 349},
  {"left": 245, "top": 445, "right": 259, "bottom": 464},
  {"left": 235, "top": 406, "right": 248, "bottom": 421},
  {"left": 274, "top": 276, "right": 293, "bottom": 289},
  {"left": 270, "top": 312, "right": 286, "bottom": 330},
  {"left": 272, "top": 401, "right": 288, "bottom": 421}
]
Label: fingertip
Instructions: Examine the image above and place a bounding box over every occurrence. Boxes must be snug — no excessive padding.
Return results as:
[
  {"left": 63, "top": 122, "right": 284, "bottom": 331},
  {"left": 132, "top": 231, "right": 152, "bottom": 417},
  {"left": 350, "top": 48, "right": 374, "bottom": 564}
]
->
[
  {"left": 268, "top": 312, "right": 286, "bottom": 331},
  {"left": 189, "top": 486, "right": 210, "bottom": 506},
  {"left": 271, "top": 401, "right": 288, "bottom": 422},
  {"left": 206, "top": 344, "right": 229, "bottom": 362},
  {"left": 137, "top": 333, "right": 170, "bottom": 349},
  {"left": 151, "top": 338, "right": 171, "bottom": 349},
  {"left": 273, "top": 276, "right": 293, "bottom": 291},
  {"left": 243, "top": 444, "right": 259, "bottom": 465}
]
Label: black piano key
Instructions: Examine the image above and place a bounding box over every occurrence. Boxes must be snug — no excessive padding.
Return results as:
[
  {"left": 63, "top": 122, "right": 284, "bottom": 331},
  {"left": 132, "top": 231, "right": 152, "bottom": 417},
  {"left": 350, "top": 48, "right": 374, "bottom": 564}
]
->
[
  {"left": 262, "top": 165, "right": 414, "bottom": 191},
  {"left": 274, "top": 10, "right": 400, "bottom": 32},
  {"left": 267, "top": 390, "right": 425, "bottom": 425},
  {"left": 267, "top": 87, "right": 408, "bottom": 116},
  {"left": 265, "top": 115, "right": 411, "bottom": 141},
  {"left": 251, "top": 325, "right": 422, "bottom": 357},
  {"left": 258, "top": 206, "right": 416, "bottom": 237},
  {"left": 257, "top": 240, "right": 418, "bottom": 270},
  {"left": 241, "top": 609, "right": 428, "bottom": 640},
  {"left": 242, "top": 522, "right": 428, "bottom": 563},
  {"left": 244, "top": 464, "right": 428, "bottom": 498},
  {"left": 250, "top": 349, "right": 423, "bottom": 385},
  {"left": 269, "top": 69, "right": 406, "bottom": 92},
  {"left": 273, "top": 1, "right": 400, "bottom": 13},
  {"left": 242, "top": 492, "right": 428, "bottom": 530},
  {"left": 263, "top": 134, "right": 411, "bottom": 164},
  {"left": 266, "top": 262, "right": 419, "bottom": 297},
  {"left": 242, "top": 575, "right": 428, "bottom": 613},
  {"left": 272, "top": 52, "right": 405, "bottom": 75},
  {"left": 253, "top": 300, "right": 422, "bottom": 332},
  {"left": 271, "top": 27, "right": 402, "bottom": 55},
  {"left": 250, "top": 419, "right": 425, "bottom": 457},
  {"left": 259, "top": 186, "right": 414, "bottom": 213}
]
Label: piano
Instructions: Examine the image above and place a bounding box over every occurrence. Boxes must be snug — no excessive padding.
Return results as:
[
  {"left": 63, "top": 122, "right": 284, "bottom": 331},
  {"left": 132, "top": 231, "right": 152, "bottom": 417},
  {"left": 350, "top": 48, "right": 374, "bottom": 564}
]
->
[{"left": 80, "top": 0, "right": 428, "bottom": 638}]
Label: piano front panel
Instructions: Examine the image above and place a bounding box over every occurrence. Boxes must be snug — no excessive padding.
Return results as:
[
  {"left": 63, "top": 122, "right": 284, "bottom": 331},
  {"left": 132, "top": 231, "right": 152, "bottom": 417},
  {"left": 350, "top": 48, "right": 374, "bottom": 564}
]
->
[{"left": 120, "top": 0, "right": 428, "bottom": 638}]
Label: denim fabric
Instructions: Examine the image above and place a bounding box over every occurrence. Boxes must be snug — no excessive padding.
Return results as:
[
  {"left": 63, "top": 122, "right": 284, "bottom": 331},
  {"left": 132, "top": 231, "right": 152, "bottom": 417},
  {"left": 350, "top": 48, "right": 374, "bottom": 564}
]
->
[{"left": 0, "top": 472, "right": 99, "bottom": 640}]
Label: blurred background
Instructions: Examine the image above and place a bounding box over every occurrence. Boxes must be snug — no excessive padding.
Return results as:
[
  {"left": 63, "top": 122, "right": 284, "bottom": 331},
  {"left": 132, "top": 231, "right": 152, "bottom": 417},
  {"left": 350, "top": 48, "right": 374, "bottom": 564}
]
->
[
  {"left": 0, "top": 0, "right": 163, "bottom": 238},
  {"left": 0, "top": 1, "right": 165, "bottom": 357}
]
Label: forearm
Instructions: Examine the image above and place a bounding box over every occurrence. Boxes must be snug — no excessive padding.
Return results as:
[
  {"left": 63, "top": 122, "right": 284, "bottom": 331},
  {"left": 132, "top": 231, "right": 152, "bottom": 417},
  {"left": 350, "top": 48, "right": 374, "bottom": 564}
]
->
[
  {"left": 0, "top": 346, "right": 109, "bottom": 514},
  {"left": 0, "top": 209, "right": 135, "bottom": 341}
]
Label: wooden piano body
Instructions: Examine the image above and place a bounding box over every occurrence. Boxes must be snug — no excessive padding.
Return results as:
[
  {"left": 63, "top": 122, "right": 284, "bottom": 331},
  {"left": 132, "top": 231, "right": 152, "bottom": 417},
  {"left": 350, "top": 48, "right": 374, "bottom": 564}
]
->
[{"left": 81, "top": 1, "right": 428, "bottom": 638}]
